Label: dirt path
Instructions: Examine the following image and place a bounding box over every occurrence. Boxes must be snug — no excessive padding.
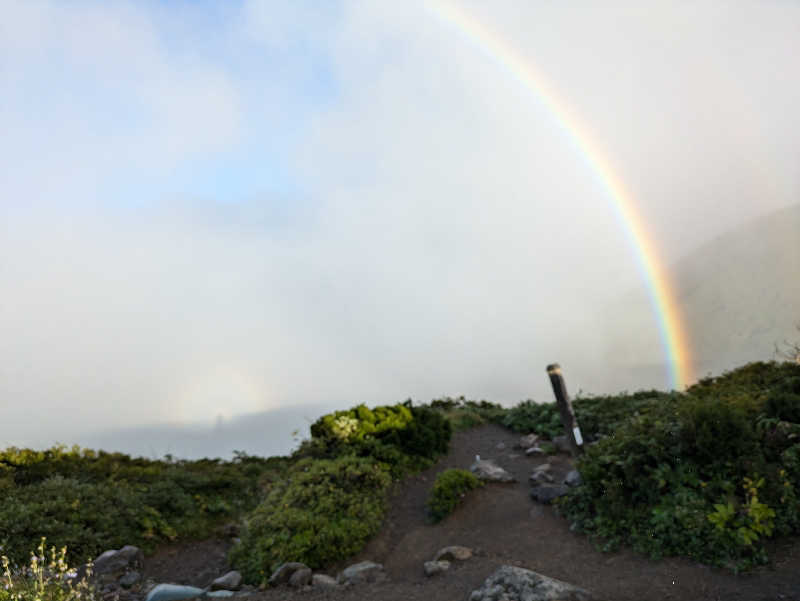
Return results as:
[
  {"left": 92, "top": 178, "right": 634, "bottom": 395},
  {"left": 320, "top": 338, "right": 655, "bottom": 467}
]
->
[{"left": 143, "top": 424, "right": 800, "bottom": 601}]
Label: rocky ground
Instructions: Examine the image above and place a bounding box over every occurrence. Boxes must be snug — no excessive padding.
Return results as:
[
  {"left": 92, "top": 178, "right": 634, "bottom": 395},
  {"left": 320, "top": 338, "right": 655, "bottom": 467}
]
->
[{"left": 95, "top": 424, "right": 800, "bottom": 601}]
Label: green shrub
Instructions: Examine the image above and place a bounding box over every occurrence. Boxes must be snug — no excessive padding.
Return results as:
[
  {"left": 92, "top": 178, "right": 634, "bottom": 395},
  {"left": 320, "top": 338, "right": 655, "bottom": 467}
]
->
[
  {"left": 501, "top": 400, "right": 562, "bottom": 437},
  {"left": 557, "top": 361, "right": 800, "bottom": 571},
  {"left": 1, "top": 539, "right": 97, "bottom": 601},
  {"left": 229, "top": 456, "right": 391, "bottom": 585},
  {"left": 426, "top": 469, "right": 483, "bottom": 522}
]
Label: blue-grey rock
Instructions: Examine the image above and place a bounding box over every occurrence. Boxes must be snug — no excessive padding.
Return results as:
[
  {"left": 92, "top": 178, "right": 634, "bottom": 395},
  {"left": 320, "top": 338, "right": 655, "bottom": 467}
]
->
[
  {"left": 470, "top": 459, "right": 515, "bottom": 483},
  {"left": 269, "top": 562, "right": 309, "bottom": 586},
  {"left": 145, "top": 583, "right": 205, "bottom": 601},
  {"left": 423, "top": 560, "right": 450, "bottom": 577},
  {"left": 338, "top": 561, "right": 386, "bottom": 585},
  {"left": 468, "top": 565, "right": 594, "bottom": 601},
  {"left": 565, "top": 469, "right": 583, "bottom": 487},
  {"left": 118, "top": 571, "right": 140, "bottom": 589},
  {"left": 211, "top": 571, "right": 242, "bottom": 591},
  {"left": 530, "top": 484, "right": 569, "bottom": 504}
]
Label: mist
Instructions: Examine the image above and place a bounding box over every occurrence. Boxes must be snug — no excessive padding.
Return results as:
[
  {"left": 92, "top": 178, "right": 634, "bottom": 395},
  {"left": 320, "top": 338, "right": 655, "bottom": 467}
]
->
[{"left": 2, "top": 0, "right": 799, "bottom": 459}]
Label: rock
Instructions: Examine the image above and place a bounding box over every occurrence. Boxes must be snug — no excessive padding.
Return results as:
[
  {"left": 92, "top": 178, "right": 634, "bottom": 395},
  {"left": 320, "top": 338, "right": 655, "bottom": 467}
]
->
[
  {"left": 518, "top": 434, "right": 539, "bottom": 449},
  {"left": 530, "top": 484, "right": 570, "bottom": 504},
  {"left": 118, "top": 571, "right": 140, "bottom": 589},
  {"left": 83, "top": 545, "right": 143, "bottom": 583},
  {"left": 338, "top": 561, "right": 386, "bottom": 585},
  {"left": 496, "top": 442, "right": 506, "bottom": 451},
  {"left": 529, "top": 470, "right": 554, "bottom": 486},
  {"left": 311, "top": 574, "right": 338, "bottom": 590},
  {"left": 269, "top": 562, "right": 309, "bottom": 586},
  {"left": 145, "top": 584, "right": 205, "bottom": 601},
  {"left": 533, "top": 463, "right": 551, "bottom": 472},
  {"left": 507, "top": 453, "right": 521, "bottom": 460},
  {"left": 468, "top": 565, "right": 594, "bottom": 601},
  {"left": 552, "top": 435, "right": 572, "bottom": 454},
  {"left": 423, "top": 560, "right": 450, "bottom": 577},
  {"left": 525, "top": 446, "right": 545, "bottom": 456},
  {"left": 470, "top": 459, "right": 516, "bottom": 483},
  {"left": 211, "top": 571, "right": 242, "bottom": 591},
  {"left": 565, "top": 470, "right": 583, "bottom": 487},
  {"left": 288, "top": 567, "right": 312, "bottom": 587},
  {"left": 206, "top": 592, "right": 234, "bottom": 598},
  {"left": 434, "top": 545, "right": 473, "bottom": 562}
]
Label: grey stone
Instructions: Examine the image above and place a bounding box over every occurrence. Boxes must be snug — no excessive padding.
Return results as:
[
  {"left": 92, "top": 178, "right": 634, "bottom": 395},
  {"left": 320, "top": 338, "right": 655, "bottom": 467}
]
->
[
  {"left": 145, "top": 584, "right": 205, "bottom": 601},
  {"left": 530, "top": 484, "right": 570, "bottom": 504},
  {"left": 434, "top": 545, "right": 473, "bottom": 562},
  {"left": 423, "top": 560, "right": 450, "bottom": 577},
  {"left": 525, "top": 446, "right": 545, "bottom": 456},
  {"left": 565, "top": 470, "right": 583, "bottom": 487},
  {"left": 268, "top": 562, "right": 309, "bottom": 586},
  {"left": 118, "top": 571, "right": 140, "bottom": 589},
  {"left": 468, "top": 565, "right": 593, "bottom": 601},
  {"left": 533, "top": 463, "right": 551, "bottom": 473},
  {"left": 311, "top": 574, "right": 338, "bottom": 590},
  {"left": 529, "top": 470, "right": 554, "bottom": 486},
  {"left": 288, "top": 567, "right": 312, "bottom": 588},
  {"left": 338, "top": 561, "right": 386, "bottom": 585},
  {"left": 211, "top": 571, "right": 242, "bottom": 591},
  {"left": 496, "top": 442, "right": 506, "bottom": 450},
  {"left": 86, "top": 546, "right": 143, "bottom": 582},
  {"left": 206, "top": 592, "right": 234, "bottom": 598},
  {"left": 470, "top": 459, "right": 516, "bottom": 483},
  {"left": 518, "top": 434, "right": 539, "bottom": 449}
]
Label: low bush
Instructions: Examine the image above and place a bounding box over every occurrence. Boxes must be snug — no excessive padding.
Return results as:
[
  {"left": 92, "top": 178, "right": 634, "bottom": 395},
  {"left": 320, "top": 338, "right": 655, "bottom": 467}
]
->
[
  {"left": 557, "top": 361, "right": 800, "bottom": 571},
  {"left": 426, "top": 469, "right": 483, "bottom": 522},
  {"left": 229, "top": 456, "right": 391, "bottom": 585}
]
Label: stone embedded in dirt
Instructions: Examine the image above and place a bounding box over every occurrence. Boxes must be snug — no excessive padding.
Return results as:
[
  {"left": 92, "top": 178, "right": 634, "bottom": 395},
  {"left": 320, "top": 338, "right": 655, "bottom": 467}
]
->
[
  {"left": 312, "top": 574, "right": 338, "bottom": 590},
  {"left": 468, "top": 565, "right": 594, "bottom": 601},
  {"left": 470, "top": 459, "right": 516, "bottom": 482},
  {"left": 533, "top": 463, "right": 551, "bottom": 473},
  {"left": 423, "top": 560, "right": 450, "bottom": 577},
  {"left": 530, "top": 470, "right": 554, "bottom": 486},
  {"left": 434, "top": 545, "right": 473, "bottom": 562},
  {"left": 338, "top": 561, "right": 386, "bottom": 585},
  {"left": 145, "top": 583, "right": 206, "bottom": 601},
  {"left": 269, "top": 562, "right": 310, "bottom": 586},
  {"left": 564, "top": 469, "right": 583, "bottom": 487},
  {"left": 530, "top": 484, "right": 570, "bottom": 504},
  {"left": 211, "top": 571, "right": 242, "bottom": 591},
  {"left": 118, "top": 571, "right": 140, "bottom": 589},
  {"left": 81, "top": 545, "right": 144, "bottom": 584},
  {"left": 288, "top": 567, "right": 312, "bottom": 587},
  {"left": 525, "top": 446, "right": 545, "bottom": 456},
  {"left": 518, "top": 433, "right": 539, "bottom": 449},
  {"left": 496, "top": 442, "right": 506, "bottom": 450}
]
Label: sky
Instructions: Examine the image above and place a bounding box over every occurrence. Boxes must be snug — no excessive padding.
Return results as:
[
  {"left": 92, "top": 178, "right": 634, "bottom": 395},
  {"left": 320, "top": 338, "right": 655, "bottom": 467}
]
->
[{"left": 2, "top": 0, "right": 799, "bottom": 456}]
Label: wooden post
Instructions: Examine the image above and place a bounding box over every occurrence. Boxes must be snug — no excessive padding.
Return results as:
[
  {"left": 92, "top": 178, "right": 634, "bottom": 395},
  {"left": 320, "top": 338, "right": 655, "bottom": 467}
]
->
[{"left": 546, "top": 363, "right": 583, "bottom": 456}]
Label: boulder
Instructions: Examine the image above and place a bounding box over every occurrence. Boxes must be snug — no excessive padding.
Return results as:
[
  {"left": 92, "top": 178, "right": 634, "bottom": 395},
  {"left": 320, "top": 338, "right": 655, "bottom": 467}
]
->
[
  {"left": 118, "top": 571, "right": 140, "bottom": 589},
  {"left": 145, "top": 584, "right": 205, "bottom": 601},
  {"left": 434, "top": 545, "right": 473, "bottom": 562},
  {"left": 468, "top": 565, "right": 594, "bottom": 601},
  {"left": 268, "top": 562, "right": 309, "bottom": 586},
  {"left": 470, "top": 459, "right": 515, "bottom": 483},
  {"left": 525, "top": 446, "right": 545, "bottom": 456},
  {"left": 311, "top": 574, "right": 338, "bottom": 590},
  {"left": 288, "top": 567, "right": 312, "bottom": 588},
  {"left": 423, "top": 560, "right": 450, "bottom": 577},
  {"left": 565, "top": 470, "right": 583, "bottom": 487},
  {"left": 338, "top": 561, "right": 386, "bottom": 585},
  {"left": 529, "top": 470, "right": 554, "bottom": 486},
  {"left": 530, "top": 484, "right": 570, "bottom": 504},
  {"left": 211, "top": 571, "right": 242, "bottom": 591},
  {"left": 518, "top": 434, "right": 539, "bottom": 449}
]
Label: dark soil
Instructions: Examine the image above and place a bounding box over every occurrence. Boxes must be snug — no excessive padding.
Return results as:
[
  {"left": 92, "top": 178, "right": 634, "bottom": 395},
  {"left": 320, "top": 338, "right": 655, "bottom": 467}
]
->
[{"left": 141, "top": 424, "right": 800, "bottom": 601}]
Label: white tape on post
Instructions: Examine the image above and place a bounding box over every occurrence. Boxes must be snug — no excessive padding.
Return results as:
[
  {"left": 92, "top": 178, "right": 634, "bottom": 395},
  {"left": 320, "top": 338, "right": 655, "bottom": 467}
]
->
[{"left": 573, "top": 426, "right": 583, "bottom": 446}]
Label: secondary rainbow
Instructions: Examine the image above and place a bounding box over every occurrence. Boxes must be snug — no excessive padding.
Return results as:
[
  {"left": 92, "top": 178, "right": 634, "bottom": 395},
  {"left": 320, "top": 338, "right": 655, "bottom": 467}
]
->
[{"left": 428, "top": 0, "right": 693, "bottom": 390}]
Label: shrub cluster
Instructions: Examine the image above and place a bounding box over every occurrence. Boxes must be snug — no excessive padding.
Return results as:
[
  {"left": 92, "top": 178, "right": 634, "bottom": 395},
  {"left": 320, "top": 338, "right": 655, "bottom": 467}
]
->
[
  {"left": 556, "top": 361, "right": 800, "bottom": 571},
  {"left": 231, "top": 401, "right": 452, "bottom": 584},
  {"left": 426, "top": 469, "right": 483, "bottom": 522},
  {"left": 0, "top": 446, "right": 278, "bottom": 567}
]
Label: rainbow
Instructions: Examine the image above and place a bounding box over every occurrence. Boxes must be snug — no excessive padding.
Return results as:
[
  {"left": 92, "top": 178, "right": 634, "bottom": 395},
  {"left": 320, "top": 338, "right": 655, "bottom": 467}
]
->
[{"left": 428, "top": 0, "right": 693, "bottom": 390}]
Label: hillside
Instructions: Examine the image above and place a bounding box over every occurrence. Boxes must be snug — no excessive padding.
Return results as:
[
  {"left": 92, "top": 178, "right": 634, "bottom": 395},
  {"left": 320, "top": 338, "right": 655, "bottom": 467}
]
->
[{"left": 605, "top": 203, "right": 800, "bottom": 387}]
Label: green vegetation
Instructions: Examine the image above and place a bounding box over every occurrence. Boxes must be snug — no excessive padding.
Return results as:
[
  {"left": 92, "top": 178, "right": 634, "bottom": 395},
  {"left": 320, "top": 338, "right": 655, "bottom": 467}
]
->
[
  {"left": 0, "top": 446, "right": 280, "bottom": 567},
  {"left": 556, "top": 361, "right": 800, "bottom": 571},
  {"left": 426, "top": 468, "right": 483, "bottom": 522},
  {"left": 1, "top": 539, "right": 97, "bottom": 601},
  {"left": 230, "top": 401, "right": 452, "bottom": 585}
]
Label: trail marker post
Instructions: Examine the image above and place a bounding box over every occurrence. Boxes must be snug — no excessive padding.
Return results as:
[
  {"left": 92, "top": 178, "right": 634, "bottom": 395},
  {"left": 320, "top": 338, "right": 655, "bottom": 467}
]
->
[{"left": 546, "top": 363, "right": 584, "bottom": 457}]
